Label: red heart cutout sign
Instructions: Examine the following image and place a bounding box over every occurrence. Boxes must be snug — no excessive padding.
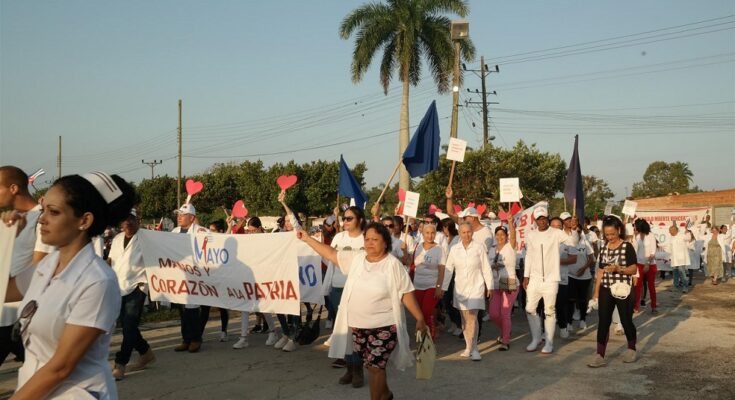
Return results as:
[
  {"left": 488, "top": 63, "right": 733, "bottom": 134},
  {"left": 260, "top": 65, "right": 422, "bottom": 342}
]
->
[
  {"left": 398, "top": 188, "right": 406, "bottom": 202},
  {"left": 476, "top": 204, "right": 487, "bottom": 216},
  {"left": 428, "top": 204, "right": 438, "bottom": 215},
  {"left": 453, "top": 204, "right": 462, "bottom": 214},
  {"left": 185, "top": 179, "right": 204, "bottom": 196},
  {"left": 232, "top": 200, "right": 249, "bottom": 219},
  {"left": 277, "top": 175, "right": 298, "bottom": 190},
  {"left": 498, "top": 210, "right": 508, "bottom": 221},
  {"left": 467, "top": 202, "right": 476, "bottom": 209}
]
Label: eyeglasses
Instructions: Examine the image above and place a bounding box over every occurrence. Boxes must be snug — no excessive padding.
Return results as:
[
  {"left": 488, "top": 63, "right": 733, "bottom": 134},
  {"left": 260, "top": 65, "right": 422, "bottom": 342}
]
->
[
  {"left": 343, "top": 216, "right": 355, "bottom": 222},
  {"left": 18, "top": 300, "right": 37, "bottom": 340},
  {"left": 383, "top": 223, "right": 394, "bottom": 228}
]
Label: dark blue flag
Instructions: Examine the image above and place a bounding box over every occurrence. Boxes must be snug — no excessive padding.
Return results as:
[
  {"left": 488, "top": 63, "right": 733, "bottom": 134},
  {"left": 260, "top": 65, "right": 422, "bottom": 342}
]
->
[
  {"left": 339, "top": 155, "right": 367, "bottom": 209},
  {"left": 563, "top": 134, "right": 585, "bottom": 223},
  {"left": 402, "top": 101, "right": 441, "bottom": 177}
]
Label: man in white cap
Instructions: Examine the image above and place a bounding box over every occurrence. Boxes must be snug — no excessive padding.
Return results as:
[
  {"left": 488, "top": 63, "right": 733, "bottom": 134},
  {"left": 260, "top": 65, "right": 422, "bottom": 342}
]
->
[
  {"left": 523, "top": 205, "right": 576, "bottom": 354},
  {"left": 171, "top": 203, "right": 209, "bottom": 353},
  {"left": 0, "top": 166, "right": 53, "bottom": 366},
  {"left": 109, "top": 209, "right": 155, "bottom": 380},
  {"left": 445, "top": 187, "right": 494, "bottom": 252}
]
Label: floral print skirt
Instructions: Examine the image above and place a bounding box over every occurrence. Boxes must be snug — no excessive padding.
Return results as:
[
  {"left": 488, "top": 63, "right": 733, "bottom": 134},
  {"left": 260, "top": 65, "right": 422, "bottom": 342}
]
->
[{"left": 351, "top": 325, "right": 398, "bottom": 369}]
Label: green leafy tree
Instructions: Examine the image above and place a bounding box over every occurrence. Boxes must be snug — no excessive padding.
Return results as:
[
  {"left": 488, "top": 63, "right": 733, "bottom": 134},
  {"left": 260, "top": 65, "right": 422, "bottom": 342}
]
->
[
  {"left": 631, "top": 161, "right": 699, "bottom": 198},
  {"left": 340, "top": 0, "right": 475, "bottom": 191},
  {"left": 136, "top": 175, "right": 178, "bottom": 222}
]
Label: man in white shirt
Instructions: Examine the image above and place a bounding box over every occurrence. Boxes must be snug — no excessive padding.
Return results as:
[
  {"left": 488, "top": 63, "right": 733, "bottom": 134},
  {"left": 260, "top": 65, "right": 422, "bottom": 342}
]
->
[
  {"left": 667, "top": 224, "right": 691, "bottom": 293},
  {"left": 0, "top": 166, "right": 53, "bottom": 366},
  {"left": 109, "top": 209, "right": 155, "bottom": 380},
  {"left": 523, "top": 206, "right": 576, "bottom": 354},
  {"left": 171, "top": 204, "right": 209, "bottom": 353}
]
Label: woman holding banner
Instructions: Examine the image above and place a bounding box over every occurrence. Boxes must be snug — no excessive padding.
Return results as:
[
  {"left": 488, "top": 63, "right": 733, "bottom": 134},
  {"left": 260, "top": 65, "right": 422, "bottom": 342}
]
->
[
  {"left": 3, "top": 172, "right": 136, "bottom": 399},
  {"left": 297, "top": 222, "right": 426, "bottom": 400}
]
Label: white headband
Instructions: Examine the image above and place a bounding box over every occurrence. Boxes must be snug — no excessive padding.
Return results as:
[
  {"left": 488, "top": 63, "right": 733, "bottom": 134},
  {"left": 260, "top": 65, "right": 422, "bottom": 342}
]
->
[{"left": 81, "top": 171, "right": 123, "bottom": 204}]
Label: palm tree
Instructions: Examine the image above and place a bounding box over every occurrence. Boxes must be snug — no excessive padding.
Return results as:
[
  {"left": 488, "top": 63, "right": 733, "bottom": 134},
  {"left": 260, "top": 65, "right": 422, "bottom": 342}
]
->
[{"left": 340, "top": 0, "right": 475, "bottom": 190}]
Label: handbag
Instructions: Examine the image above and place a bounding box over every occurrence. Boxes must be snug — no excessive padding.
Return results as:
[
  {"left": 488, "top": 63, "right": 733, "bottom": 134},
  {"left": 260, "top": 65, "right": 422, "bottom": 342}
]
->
[
  {"left": 610, "top": 281, "right": 631, "bottom": 299},
  {"left": 499, "top": 277, "right": 517, "bottom": 291},
  {"left": 408, "top": 242, "right": 420, "bottom": 281},
  {"left": 415, "top": 331, "right": 436, "bottom": 380},
  {"left": 296, "top": 304, "right": 324, "bottom": 345}
]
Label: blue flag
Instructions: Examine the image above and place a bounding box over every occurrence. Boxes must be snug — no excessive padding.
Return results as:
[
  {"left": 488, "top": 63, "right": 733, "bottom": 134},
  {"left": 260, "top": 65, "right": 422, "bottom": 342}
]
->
[
  {"left": 338, "top": 155, "right": 367, "bottom": 209},
  {"left": 402, "top": 101, "right": 441, "bottom": 177},
  {"left": 563, "top": 134, "right": 585, "bottom": 224}
]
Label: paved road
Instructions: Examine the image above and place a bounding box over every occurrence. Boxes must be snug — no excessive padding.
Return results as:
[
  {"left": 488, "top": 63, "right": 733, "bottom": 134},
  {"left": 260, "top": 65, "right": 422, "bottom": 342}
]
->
[{"left": 1, "top": 276, "right": 734, "bottom": 399}]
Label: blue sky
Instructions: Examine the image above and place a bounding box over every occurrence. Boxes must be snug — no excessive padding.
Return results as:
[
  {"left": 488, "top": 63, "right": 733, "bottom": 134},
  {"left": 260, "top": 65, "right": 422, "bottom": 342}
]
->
[{"left": 1, "top": 0, "right": 733, "bottom": 199}]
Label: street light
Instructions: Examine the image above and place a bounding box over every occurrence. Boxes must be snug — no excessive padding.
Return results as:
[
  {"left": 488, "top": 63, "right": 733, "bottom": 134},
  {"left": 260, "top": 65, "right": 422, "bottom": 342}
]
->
[{"left": 449, "top": 20, "right": 469, "bottom": 139}]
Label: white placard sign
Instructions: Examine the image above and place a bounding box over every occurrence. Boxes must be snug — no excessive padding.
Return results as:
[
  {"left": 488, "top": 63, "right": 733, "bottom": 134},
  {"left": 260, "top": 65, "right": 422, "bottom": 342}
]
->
[
  {"left": 403, "top": 191, "right": 421, "bottom": 218},
  {"left": 499, "top": 178, "right": 521, "bottom": 203},
  {"left": 604, "top": 201, "right": 614, "bottom": 216},
  {"left": 446, "top": 138, "right": 468, "bottom": 162},
  {"left": 622, "top": 200, "right": 638, "bottom": 216}
]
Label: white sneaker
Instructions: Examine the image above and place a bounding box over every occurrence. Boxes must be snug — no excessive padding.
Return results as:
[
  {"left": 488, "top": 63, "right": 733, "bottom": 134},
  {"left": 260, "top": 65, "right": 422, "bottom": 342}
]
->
[
  {"left": 578, "top": 321, "right": 587, "bottom": 332},
  {"left": 541, "top": 343, "right": 554, "bottom": 354},
  {"left": 459, "top": 349, "right": 471, "bottom": 358},
  {"left": 265, "top": 332, "right": 279, "bottom": 346},
  {"left": 324, "top": 320, "right": 333, "bottom": 330},
  {"left": 232, "top": 337, "right": 249, "bottom": 349},
  {"left": 219, "top": 332, "right": 228, "bottom": 342},
  {"left": 482, "top": 314, "right": 490, "bottom": 322},
  {"left": 470, "top": 350, "right": 482, "bottom": 361},
  {"left": 274, "top": 336, "right": 289, "bottom": 349},
  {"left": 572, "top": 308, "right": 580, "bottom": 321},
  {"left": 452, "top": 327, "right": 463, "bottom": 336},
  {"left": 282, "top": 339, "right": 297, "bottom": 352},
  {"left": 560, "top": 327, "right": 570, "bottom": 339}
]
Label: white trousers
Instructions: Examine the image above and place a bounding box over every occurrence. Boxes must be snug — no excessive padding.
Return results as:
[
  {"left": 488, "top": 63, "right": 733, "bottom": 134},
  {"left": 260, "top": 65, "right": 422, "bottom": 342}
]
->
[{"left": 525, "top": 279, "right": 559, "bottom": 346}]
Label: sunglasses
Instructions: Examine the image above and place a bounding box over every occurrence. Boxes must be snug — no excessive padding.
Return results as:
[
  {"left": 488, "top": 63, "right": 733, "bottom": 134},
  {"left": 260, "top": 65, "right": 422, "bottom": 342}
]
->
[
  {"left": 384, "top": 223, "right": 394, "bottom": 228},
  {"left": 15, "top": 300, "right": 38, "bottom": 344},
  {"left": 343, "top": 216, "right": 355, "bottom": 222}
]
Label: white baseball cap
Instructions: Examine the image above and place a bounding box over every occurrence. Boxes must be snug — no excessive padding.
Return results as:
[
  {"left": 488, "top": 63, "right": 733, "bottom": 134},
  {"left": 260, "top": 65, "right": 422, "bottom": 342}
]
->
[
  {"left": 459, "top": 207, "right": 480, "bottom": 219},
  {"left": 532, "top": 206, "right": 548, "bottom": 219},
  {"left": 175, "top": 203, "right": 196, "bottom": 216},
  {"left": 486, "top": 211, "right": 497, "bottom": 220},
  {"left": 559, "top": 212, "right": 572, "bottom": 221}
]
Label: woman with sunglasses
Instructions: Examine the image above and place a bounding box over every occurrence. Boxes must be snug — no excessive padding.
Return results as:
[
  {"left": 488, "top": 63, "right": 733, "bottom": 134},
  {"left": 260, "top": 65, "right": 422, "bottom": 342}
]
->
[
  {"left": 588, "top": 216, "right": 638, "bottom": 368},
  {"left": 3, "top": 172, "right": 135, "bottom": 399},
  {"left": 322, "top": 206, "right": 366, "bottom": 386}
]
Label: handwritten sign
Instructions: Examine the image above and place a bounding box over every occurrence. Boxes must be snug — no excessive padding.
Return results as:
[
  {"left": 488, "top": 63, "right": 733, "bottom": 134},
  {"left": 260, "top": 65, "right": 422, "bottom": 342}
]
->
[
  {"left": 604, "top": 201, "right": 614, "bottom": 216},
  {"left": 499, "top": 178, "right": 521, "bottom": 203},
  {"left": 622, "top": 200, "right": 638, "bottom": 216},
  {"left": 446, "top": 138, "right": 468, "bottom": 162},
  {"left": 403, "top": 191, "right": 420, "bottom": 218}
]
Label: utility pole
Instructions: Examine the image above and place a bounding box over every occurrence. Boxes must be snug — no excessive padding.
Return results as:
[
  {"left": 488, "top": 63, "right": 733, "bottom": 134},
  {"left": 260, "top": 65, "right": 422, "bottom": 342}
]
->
[
  {"left": 57, "top": 136, "right": 62, "bottom": 177},
  {"left": 450, "top": 40, "right": 461, "bottom": 139},
  {"left": 464, "top": 56, "right": 500, "bottom": 148},
  {"left": 177, "top": 99, "right": 182, "bottom": 207},
  {"left": 142, "top": 159, "right": 162, "bottom": 179}
]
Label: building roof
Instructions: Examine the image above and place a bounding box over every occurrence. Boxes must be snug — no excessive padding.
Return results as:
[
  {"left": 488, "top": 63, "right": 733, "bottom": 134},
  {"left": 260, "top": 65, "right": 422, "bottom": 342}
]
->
[{"left": 634, "top": 189, "right": 735, "bottom": 209}]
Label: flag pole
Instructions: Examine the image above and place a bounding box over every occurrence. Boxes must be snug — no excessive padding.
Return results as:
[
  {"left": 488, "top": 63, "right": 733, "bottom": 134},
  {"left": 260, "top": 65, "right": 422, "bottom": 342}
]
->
[
  {"left": 448, "top": 161, "right": 457, "bottom": 188},
  {"left": 375, "top": 159, "right": 402, "bottom": 205},
  {"left": 572, "top": 199, "right": 576, "bottom": 217}
]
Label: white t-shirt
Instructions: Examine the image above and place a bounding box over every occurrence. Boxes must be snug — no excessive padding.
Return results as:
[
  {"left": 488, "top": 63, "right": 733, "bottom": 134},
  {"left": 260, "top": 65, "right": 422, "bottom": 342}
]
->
[
  {"left": 524, "top": 227, "right": 576, "bottom": 282},
  {"left": 559, "top": 244, "right": 578, "bottom": 285},
  {"left": 472, "top": 225, "right": 495, "bottom": 255},
  {"left": 412, "top": 244, "right": 448, "bottom": 290},
  {"left": 490, "top": 244, "right": 517, "bottom": 289},
  {"left": 346, "top": 257, "right": 396, "bottom": 328},
  {"left": 636, "top": 234, "right": 657, "bottom": 265},
  {"left": 568, "top": 237, "right": 594, "bottom": 281},
  {"left": 108, "top": 232, "right": 148, "bottom": 296},
  {"left": 17, "top": 244, "right": 121, "bottom": 399},
  {"left": 3, "top": 205, "right": 54, "bottom": 327},
  {"left": 326, "top": 231, "right": 364, "bottom": 289},
  {"left": 390, "top": 235, "right": 404, "bottom": 259}
]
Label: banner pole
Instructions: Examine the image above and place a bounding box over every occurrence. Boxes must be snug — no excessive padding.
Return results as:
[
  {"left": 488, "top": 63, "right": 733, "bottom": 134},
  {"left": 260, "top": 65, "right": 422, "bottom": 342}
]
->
[
  {"left": 375, "top": 160, "right": 402, "bottom": 205},
  {"left": 448, "top": 161, "right": 457, "bottom": 188}
]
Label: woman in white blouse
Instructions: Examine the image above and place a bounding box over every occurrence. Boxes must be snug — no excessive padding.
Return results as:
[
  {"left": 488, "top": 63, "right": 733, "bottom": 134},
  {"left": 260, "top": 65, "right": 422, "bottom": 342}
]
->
[
  {"left": 400, "top": 222, "right": 446, "bottom": 339},
  {"left": 444, "top": 222, "right": 494, "bottom": 361},
  {"left": 3, "top": 172, "right": 135, "bottom": 399},
  {"left": 487, "top": 219, "right": 518, "bottom": 351},
  {"left": 297, "top": 222, "right": 426, "bottom": 400}
]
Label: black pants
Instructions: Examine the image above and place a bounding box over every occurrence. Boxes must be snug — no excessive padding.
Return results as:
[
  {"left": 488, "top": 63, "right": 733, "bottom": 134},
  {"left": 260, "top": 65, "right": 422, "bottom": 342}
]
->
[
  {"left": 0, "top": 325, "right": 23, "bottom": 366},
  {"left": 115, "top": 287, "right": 150, "bottom": 365},
  {"left": 556, "top": 284, "right": 570, "bottom": 329},
  {"left": 179, "top": 306, "right": 202, "bottom": 344},
  {"left": 443, "top": 277, "right": 462, "bottom": 328},
  {"left": 568, "top": 278, "right": 591, "bottom": 322},
  {"left": 219, "top": 308, "right": 229, "bottom": 332},
  {"left": 597, "top": 286, "right": 636, "bottom": 356}
]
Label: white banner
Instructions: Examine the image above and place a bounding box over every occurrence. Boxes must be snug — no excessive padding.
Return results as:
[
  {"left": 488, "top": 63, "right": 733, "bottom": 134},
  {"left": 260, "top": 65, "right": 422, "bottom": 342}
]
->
[
  {"left": 513, "top": 201, "right": 548, "bottom": 251},
  {"left": 636, "top": 208, "right": 709, "bottom": 271},
  {"left": 138, "top": 230, "right": 323, "bottom": 315},
  {"left": 0, "top": 223, "right": 16, "bottom": 320}
]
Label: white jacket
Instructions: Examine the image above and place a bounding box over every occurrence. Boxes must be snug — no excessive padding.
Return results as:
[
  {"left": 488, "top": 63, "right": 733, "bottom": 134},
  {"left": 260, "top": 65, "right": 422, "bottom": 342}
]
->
[{"left": 666, "top": 231, "right": 691, "bottom": 267}]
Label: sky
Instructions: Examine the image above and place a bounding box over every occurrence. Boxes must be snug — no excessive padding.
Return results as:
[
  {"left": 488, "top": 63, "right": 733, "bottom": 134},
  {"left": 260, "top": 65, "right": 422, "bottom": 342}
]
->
[{"left": 1, "top": 0, "right": 734, "bottom": 200}]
